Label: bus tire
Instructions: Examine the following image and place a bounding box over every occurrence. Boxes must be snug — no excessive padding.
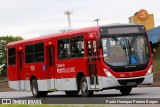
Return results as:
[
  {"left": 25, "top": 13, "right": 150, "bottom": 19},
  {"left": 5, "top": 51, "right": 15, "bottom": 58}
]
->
[
  {"left": 119, "top": 86, "right": 132, "bottom": 95},
  {"left": 80, "top": 77, "right": 93, "bottom": 97},
  {"left": 65, "top": 90, "right": 79, "bottom": 96},
  {"left": 31, "top": 79, "right": 41, "bottom": 98}
]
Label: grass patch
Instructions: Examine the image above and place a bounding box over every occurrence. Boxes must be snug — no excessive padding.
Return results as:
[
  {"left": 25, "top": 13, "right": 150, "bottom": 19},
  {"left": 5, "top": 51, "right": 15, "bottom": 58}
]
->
[
  {"left": 0, "top": 105, "right": 104, "bottom": 107},
  {"left": 153, "top": 59, "right": 160, "bottom": 73},
  {"left": 0, "top": 105, "right": 48, "bottom": 107}
]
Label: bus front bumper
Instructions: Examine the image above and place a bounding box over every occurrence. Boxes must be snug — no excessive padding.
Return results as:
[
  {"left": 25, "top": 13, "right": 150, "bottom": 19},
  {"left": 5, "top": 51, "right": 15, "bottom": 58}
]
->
[{"left": 101, "top": 73, "right": 153, "bottom": 89}]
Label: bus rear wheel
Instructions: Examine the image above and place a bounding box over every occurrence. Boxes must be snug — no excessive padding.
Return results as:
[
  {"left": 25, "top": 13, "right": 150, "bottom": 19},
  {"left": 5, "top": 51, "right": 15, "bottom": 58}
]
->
[
  {"left": 31, "top": 79, "right": 48, "bottom": 97},
  {"left": 80, "top": 77, "right": 93, "bottom": 97},
  {"left": 31, "top": 79, "right": 40, "bottom": 97},
  {"left": 119, "top": 86, "right": 132, "bottom": 95},
  {"left": 65, "top": 90, "right": 79, "bottom": 96}
]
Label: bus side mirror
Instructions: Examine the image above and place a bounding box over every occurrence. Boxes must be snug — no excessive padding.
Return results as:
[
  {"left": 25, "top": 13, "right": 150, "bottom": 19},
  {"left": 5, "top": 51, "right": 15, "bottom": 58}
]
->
[{"left": 150, "top": 41, "right": 154, "bottom": 54}]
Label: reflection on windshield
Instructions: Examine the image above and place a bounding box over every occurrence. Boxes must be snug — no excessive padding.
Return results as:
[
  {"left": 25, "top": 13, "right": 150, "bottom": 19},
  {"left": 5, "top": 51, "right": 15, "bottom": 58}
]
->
[{"left": 102, "top": 35, "right": 150, "bottom": 66}]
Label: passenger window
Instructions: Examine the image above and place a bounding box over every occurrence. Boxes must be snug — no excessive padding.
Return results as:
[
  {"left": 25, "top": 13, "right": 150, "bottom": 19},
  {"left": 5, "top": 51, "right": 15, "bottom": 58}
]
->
[
  {"left": 58, "top": 35, "right": 84, "bottom": 60},
  {"left": 34, "top": 43, "right": 44, "bottom": 62},
  {"left": 25, "top": 43, "right": 44, "bottom": 63},
  {"left": 71, "top": 36, "right": 84, "bottom": 58},
  {"left": 8, "top": 47, "right": 16, "bottom": 65},
  {"left": 25, "top": 45, "right": 34, "bottom": 63},
  {"left": 58, "top": 38, "right": 70, "bottom": 59}
]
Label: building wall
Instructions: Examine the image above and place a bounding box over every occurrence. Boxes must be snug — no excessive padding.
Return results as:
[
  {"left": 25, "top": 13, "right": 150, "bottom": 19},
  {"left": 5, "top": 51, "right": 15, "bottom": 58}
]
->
[{"left": 129, "top": 9, "right": 155, "bottom": 31}]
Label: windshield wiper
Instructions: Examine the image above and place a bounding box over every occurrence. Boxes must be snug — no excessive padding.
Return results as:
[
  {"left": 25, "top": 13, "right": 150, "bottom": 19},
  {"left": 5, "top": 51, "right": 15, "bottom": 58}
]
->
[
  {"left": 111, "top": 35, "right": 130, "bottom": 64},
  {"left": 111, "top": 35, "right": 126, "bottom": 50},
  {"left": 130, "top": 35, "right": 137, "bottom": 47}
]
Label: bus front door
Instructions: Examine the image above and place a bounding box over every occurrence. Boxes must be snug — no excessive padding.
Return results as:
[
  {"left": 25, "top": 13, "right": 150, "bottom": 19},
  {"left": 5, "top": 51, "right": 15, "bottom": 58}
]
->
[
  {"left": 87, "top": 40, "right": 99, "bottom": 89},
  {"left": 46, "top": 46, "right": 56, "bottom": 90},
  {"left": 17, "top": 51, "right": 25, "bottom": 91}
]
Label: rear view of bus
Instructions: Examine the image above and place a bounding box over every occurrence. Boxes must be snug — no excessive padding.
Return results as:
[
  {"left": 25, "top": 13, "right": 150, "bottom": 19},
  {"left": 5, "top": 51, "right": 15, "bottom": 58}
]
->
[{"left": 99, "top": 24, "right": 153, "bottom": 95}]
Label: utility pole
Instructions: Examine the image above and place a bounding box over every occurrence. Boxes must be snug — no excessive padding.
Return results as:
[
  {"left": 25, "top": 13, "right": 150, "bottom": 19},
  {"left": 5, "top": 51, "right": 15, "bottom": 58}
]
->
[
  {"left": 64, "top": 10, "right": 72, "bottom": 28},
  {"left": 93, "top": 19, "right": 100, "bottom": 25}
]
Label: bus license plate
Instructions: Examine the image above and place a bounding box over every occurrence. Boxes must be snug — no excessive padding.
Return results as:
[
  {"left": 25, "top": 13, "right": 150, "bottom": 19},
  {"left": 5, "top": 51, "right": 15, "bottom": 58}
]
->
[{"left": 127, "top": 82, "right": 136, "bottom": 86}]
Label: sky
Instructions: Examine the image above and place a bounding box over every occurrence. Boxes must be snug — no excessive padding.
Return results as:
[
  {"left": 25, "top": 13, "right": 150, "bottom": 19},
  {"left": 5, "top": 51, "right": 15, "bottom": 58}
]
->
[{"left": 0, "top": 0, "right": 160, "bottom": 39}]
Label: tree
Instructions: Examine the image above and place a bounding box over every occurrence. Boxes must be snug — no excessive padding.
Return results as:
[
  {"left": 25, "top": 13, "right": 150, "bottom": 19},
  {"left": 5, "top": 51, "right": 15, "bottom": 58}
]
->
[{"left": 0, "top": 36, "right": 23, "bottom": 77}]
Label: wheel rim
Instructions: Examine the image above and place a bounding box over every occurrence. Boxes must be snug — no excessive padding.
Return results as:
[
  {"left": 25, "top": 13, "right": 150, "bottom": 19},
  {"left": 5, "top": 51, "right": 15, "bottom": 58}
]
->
[
  {"left": 32, "top": 83, "right": 37, "bottom": 95},
  {"left": 82, "top": 81, "right": 88, "bottom": 93}
]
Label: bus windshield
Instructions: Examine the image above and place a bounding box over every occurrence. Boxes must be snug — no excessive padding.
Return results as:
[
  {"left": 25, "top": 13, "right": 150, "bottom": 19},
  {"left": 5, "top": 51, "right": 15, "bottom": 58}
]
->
[{"left": 102, "top": 34, "right": 150, "bottom": 67}]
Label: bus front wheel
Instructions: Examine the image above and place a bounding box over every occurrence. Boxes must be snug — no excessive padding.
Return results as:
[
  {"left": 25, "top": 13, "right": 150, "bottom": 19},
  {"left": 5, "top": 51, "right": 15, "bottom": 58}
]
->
[
  {"left": 80, "top": 77, "right": 93, "bottom": 97},
  {"left": 119, "top": 86, "right": 132, "bottom": 95}
]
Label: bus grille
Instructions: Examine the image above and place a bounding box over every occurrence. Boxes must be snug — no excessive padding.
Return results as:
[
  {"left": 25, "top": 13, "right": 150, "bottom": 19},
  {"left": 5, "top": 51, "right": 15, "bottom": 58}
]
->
[{"left": 118, "top": 78, "right": 144, "bottom": 85}]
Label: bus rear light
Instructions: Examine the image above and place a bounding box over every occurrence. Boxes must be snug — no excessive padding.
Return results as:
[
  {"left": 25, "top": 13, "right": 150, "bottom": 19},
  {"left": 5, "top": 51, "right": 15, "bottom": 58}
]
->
[
  {"left": 146, "top": 65, "right": 153, "bottom": 76},
  {"left": 104, "top": 69, "right": 114, "bottom": 78}
]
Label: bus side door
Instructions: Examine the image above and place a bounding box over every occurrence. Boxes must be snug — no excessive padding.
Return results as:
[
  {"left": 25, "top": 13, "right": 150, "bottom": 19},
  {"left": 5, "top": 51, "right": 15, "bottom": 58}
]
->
[
  {"left": 86, "top": 40, "right": 99, "bottom": 89},
  {"left": 46, "top": 45, "right": 56, "bottom": 90},
  {"left": 17, "top": 50, "right": 25, "bottom": 91}
]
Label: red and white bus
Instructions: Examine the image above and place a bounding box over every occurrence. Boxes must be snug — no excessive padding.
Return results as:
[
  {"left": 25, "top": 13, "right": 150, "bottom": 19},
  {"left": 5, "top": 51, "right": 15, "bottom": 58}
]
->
[{"left": 7, "top": 24, "right": 153, "bottom": 97}]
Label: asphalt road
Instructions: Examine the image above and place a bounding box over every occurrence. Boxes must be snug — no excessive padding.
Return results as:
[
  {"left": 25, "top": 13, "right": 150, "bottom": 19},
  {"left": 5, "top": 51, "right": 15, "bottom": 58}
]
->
[{"left": 0, "top": 87, "right": 160, "bottom": 104}]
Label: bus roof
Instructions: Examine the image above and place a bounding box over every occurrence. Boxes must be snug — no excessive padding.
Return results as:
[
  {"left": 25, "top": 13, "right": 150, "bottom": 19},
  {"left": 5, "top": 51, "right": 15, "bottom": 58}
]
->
[
  {"left": 100, "top": 23, "right": 144, "bottom": 28},
  {"left": 7, "top": 24, "right": 143, "bottom": 46},
  {"left": 8, "top": 26, "right": 99, "bottom": 46}
]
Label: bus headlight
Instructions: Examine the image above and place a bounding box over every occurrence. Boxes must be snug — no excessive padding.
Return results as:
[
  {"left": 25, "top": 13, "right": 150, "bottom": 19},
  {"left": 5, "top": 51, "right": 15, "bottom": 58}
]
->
[
  {"left": 104, "top": 69, "right": 114, "bottom": 78},
  {"left": 146, "top": 65, "right": 153, "bottom": 76}
]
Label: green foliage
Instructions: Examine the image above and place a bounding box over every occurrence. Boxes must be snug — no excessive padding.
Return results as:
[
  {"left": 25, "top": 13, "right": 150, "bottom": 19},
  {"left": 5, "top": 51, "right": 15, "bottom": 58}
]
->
[
  {"left": 0, "top": 36, "right": 23, "bottom": 77},
  {"left": 153, "top": 46, "right": 160, "bottom": 72}
]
